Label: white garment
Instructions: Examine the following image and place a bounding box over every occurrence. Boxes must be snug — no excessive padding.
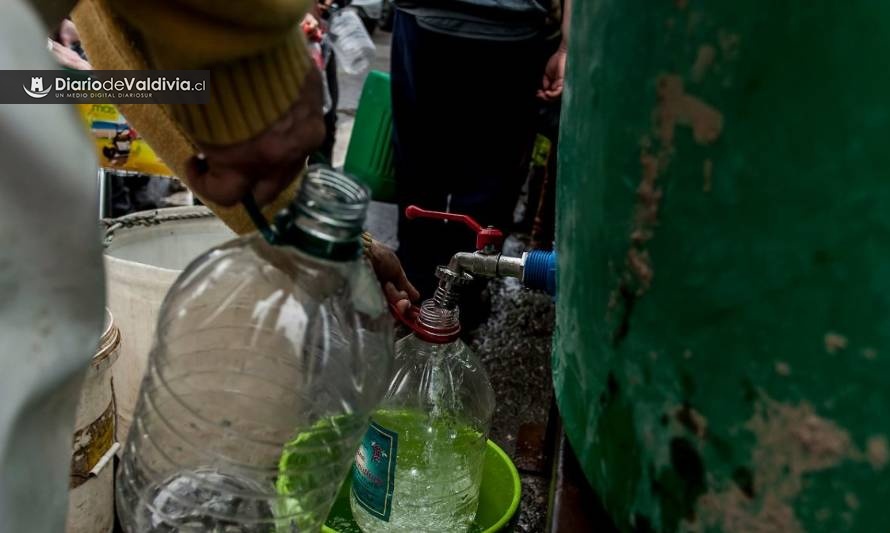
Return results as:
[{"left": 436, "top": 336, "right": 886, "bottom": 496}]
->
[{"left": 0, "top": 2, "right": 104, "bottom": 532}]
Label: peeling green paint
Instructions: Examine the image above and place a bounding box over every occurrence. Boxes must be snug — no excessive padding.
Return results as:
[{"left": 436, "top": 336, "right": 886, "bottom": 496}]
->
[{"left": 555, "top": 1, "right": 890, "bottom": 531}]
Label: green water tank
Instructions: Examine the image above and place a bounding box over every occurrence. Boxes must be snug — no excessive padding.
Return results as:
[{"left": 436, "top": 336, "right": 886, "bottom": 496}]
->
[{"left": 554, "top": 2, "right": 890, "bottom": 532}]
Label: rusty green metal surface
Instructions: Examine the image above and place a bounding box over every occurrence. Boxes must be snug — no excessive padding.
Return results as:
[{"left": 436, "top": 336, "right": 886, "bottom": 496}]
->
[{"left": 554, "top": 1, "right": 890, "bottom": 532}]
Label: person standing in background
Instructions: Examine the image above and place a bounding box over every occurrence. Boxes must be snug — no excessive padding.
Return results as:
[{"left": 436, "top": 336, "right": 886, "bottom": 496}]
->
[
  {"left": 303, "top": 1, "right": 341, "bottom": 165},
  {"left": 391, "top": 0, "right": 571, "bottom": 298}
]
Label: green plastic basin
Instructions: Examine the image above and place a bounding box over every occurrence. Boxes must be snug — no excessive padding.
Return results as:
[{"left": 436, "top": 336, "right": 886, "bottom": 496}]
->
[{"left": 322, "top": 440, "right": 521, "bottom": 533}]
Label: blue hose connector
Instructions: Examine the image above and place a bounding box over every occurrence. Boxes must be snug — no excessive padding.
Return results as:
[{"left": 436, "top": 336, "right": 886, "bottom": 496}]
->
[{"left": 522, "top": 249, "right": 557, "bottom": 297}]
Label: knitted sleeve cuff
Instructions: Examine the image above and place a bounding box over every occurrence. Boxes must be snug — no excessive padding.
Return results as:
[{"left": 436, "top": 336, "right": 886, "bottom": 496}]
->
[{"left": 169, "top": 29, "right": 312, "bottom": 146}]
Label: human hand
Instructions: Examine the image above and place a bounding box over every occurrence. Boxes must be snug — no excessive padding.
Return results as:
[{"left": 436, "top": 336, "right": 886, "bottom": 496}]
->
[
  {"left": 49, "top": 40, "right": 91, "bottom": 70},
  {"left": 537, "top": 45, "right": 567, "bottom": 102},
  {"left": 59, "top": 19, "right": 81, "bottom": 47},
  {"left": 302, "top": 13, "right": 323, "bottom": 42},
  {"left": 364, "top": 238, "right": 420, "bottom": 314},
  {"left": 185, "top": 68, "right": 326, "bottom": 207}
]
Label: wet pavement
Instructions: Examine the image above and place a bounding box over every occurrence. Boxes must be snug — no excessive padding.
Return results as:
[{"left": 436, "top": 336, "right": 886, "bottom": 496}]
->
[
  {"left": 469, "top": 240, "right": 555, "bottom": 458},
  {"left": 466, "top": 237, "right": 555, "bottom": 533}
]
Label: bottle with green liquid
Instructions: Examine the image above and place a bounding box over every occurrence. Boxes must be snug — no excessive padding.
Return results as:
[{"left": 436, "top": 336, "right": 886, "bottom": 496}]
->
[
  {"left": 350, "top": 268, "right": 496, "bottom": 533},
  {"left": 116, "top": 168, "right": 393, "bottom": 532}
]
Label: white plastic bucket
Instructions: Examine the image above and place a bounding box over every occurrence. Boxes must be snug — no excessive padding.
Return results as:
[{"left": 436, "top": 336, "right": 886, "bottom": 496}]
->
[
  {"left": 103, "top": 207, "right": 235, "bottom": 445},
  {"left": 67, "top": 309, "right": 120, "bottom": 533}
]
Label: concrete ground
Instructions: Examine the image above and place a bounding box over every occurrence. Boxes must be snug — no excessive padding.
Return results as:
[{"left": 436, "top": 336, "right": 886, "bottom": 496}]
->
[{"left": 334, "top": 30, "right": 555, "bottom": 533}]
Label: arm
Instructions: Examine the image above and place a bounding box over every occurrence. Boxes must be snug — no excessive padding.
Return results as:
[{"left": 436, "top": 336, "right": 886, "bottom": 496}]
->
[
  {"left": 105, "top": 0, "right": 315, "bottom": 146},
  {"left": 562, "top": 0, "right": 572, "bottom": 43},
  {"left": 363, "top": 233, "right": 421, "bottom": 313},
  {"left": 73, "top": 0, "right": 417, "bottom": 306},
  {"left": 538, "top": 0, "right": 571, "bottom": 101},
  {"left": 74, "top": 0, "right": 324, "bottom": 209}
]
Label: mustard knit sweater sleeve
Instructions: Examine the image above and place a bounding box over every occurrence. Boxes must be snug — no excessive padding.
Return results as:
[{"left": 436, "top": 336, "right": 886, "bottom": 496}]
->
[
  {"left": 71, "top": 0, "right": 316, "bottom": 234},
  {"left": 104, "top": 0, "right": 314, "bottom": 146}
]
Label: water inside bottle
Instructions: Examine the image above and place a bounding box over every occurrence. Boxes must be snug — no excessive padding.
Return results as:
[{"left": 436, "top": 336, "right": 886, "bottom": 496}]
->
[
  {"left": 351, "top": 409, "right": 487, "bottom": 533},
  {"left": 275, "top": 414, "right": 368, "bottom": 531}
]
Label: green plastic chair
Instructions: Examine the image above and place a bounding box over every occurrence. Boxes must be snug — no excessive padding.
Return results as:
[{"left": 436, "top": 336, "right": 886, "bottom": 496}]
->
[{"left": 343, "top": 70, "right": 396, "bottom": 202}]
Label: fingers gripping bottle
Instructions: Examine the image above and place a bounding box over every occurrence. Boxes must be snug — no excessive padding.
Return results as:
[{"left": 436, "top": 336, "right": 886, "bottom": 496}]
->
[
  {"left": 350, "top": 267, "right": 496, "bottom": 533},
  {"left": 116, "top": 168, "right": 393, "bottom": 532}
]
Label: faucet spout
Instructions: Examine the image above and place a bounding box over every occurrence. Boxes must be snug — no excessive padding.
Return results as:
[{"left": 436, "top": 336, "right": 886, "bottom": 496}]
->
[{"left": 447, "top": 251, "right": 524, "bottom": 280}]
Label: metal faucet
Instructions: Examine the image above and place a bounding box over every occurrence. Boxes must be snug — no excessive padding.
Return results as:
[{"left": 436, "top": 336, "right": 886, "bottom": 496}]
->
[
  {"left": 404, "top": 206, "right": 557, "bottom": 297},
  {"left": 389, "top": 206, "right": 557, "bottom": 340}
]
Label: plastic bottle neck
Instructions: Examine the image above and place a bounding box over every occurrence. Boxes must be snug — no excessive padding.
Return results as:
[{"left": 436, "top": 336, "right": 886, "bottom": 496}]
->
[
  {"left": 274, "top": 167, "right": 369, "bottom": 261},
  {"left": 413, "top": 295, "right": 461, "bottom": 344}
]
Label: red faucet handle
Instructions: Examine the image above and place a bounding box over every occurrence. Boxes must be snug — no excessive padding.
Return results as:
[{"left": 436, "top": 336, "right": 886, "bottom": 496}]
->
[{"left": 404, "top": 205, "right": 504, "bottom": 250}]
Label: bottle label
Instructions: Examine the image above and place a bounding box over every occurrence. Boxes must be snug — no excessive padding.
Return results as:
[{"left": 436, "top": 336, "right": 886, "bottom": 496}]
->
[{"left": 351, "top": 420, "right": 398, "bottom": 521}]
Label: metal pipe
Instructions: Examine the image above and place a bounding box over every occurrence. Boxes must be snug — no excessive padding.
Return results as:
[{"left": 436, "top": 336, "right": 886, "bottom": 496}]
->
[{"left": 446, "top": 251, "right": 525, "bottom": 280}]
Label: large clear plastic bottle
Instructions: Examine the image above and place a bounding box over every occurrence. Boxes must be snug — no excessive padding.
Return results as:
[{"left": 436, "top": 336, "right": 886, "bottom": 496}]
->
[
  {"left": 116, "top": 168, "right": 393, "bottom": 532},
  {"left": 350, "top": 274, "right": 495, "bottom": 533},
  {"left": 328, "top": 7, "right": 376, "bottom": 75}
]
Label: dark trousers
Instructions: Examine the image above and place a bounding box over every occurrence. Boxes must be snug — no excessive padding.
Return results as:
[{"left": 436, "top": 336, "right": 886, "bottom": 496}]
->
[
  {"left": 320, "top": 47, "right": 340, "bottom": 164},
  {"left": 391, "top": 10, "right": 555, "bottom": 296}
]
